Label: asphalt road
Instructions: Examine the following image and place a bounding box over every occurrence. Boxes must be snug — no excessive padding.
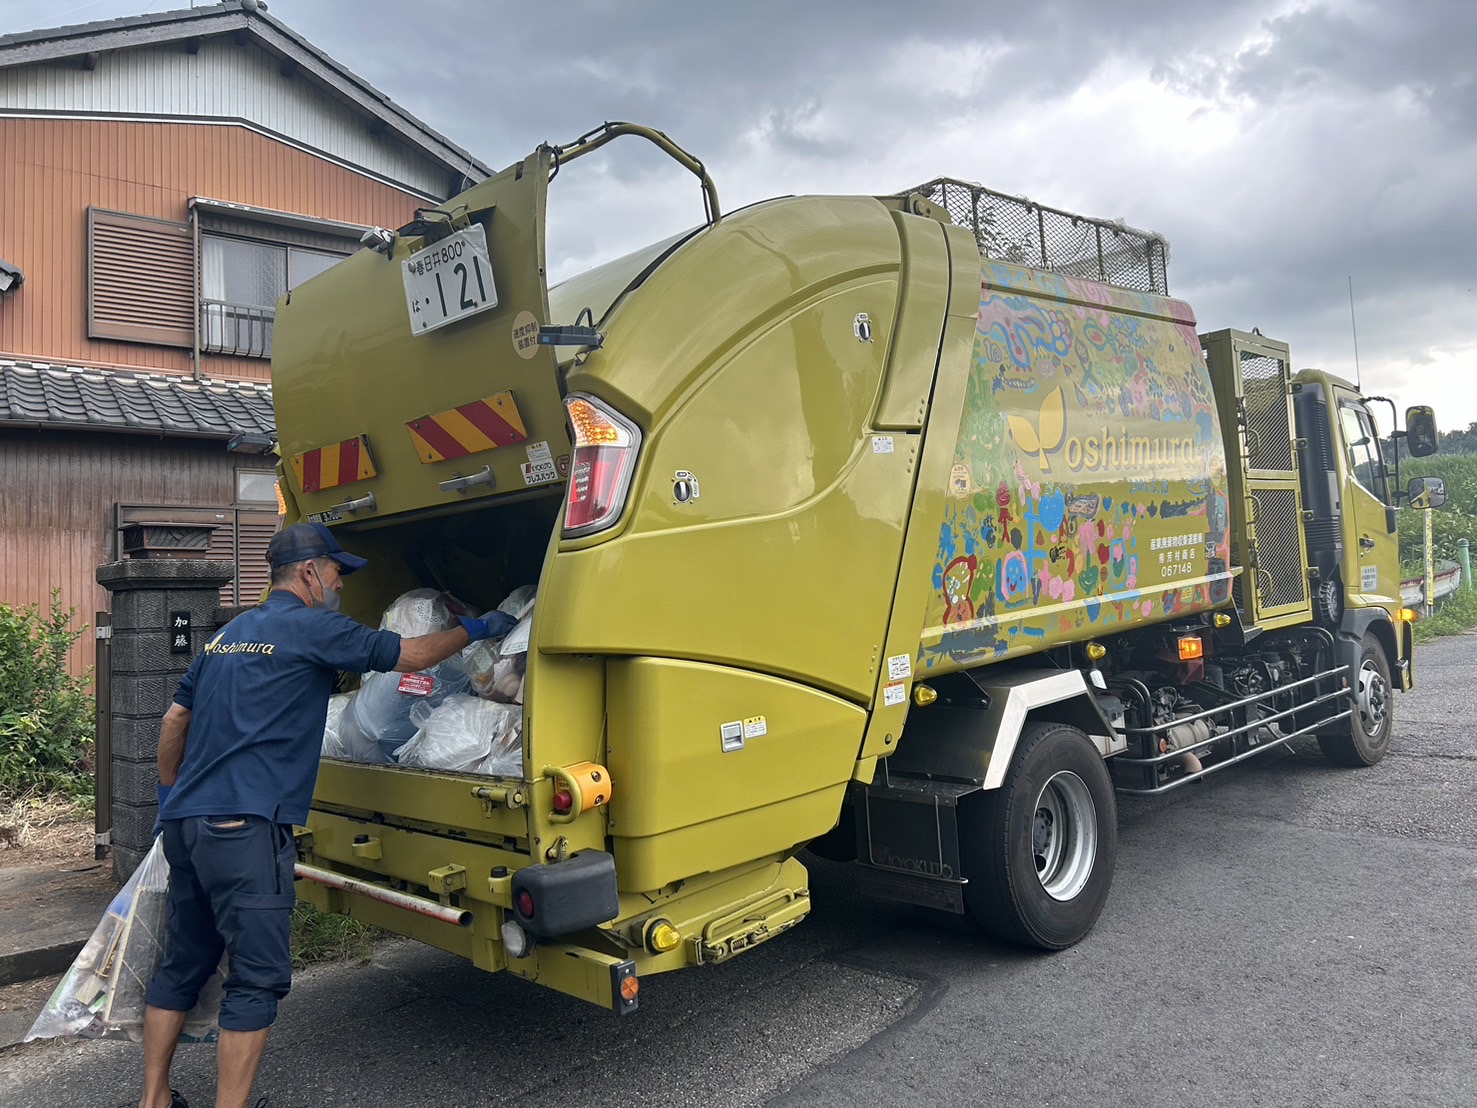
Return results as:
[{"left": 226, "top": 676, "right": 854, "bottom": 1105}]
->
[{"left": 3, "top": 633, "right": 1474, "bottom": 1108}]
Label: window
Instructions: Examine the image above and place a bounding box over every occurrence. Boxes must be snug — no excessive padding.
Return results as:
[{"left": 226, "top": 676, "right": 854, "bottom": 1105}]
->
[
  {"left": 235, "top": 470, "right": 279, "bottom": 506},
  {"left": 1338, "top": 402, "right": 1389, "bottom": 503},
  {"left": 200, "top": 235, "right": 346, "bottom": 358}
]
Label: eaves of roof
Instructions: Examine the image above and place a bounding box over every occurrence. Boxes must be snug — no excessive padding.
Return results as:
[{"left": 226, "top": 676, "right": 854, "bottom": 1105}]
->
[
  {"left": 0, "top": 1, "right": 492, "bottom": 185},
  {"left": 0, "top": 360, "right": 276, "bottom": 441}
]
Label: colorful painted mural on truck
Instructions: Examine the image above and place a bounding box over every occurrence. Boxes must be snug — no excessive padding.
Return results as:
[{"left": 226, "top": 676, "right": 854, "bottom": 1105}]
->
[{"left": 919, "top": 260, "right": 1235, "bottom": 671}]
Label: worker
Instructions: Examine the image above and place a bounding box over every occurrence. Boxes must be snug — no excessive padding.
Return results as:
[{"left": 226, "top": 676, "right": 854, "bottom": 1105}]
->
[{"left": 131, "top": 522, "right": 513, "bottom": 1108}]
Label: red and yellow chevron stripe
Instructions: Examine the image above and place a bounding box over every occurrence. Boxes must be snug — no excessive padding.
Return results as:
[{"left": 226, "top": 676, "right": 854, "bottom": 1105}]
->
[
  {"left": 288, "top": 435, "right": 377, "bottom": 494},
  {"left": 406, "top": 390, "right": 528, "bottom": 463}
]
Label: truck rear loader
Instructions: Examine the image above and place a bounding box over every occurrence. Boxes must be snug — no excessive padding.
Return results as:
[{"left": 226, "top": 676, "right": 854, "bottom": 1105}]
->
[{"left": 270, "top": 123, "right": 1440, "bottom": 1012}]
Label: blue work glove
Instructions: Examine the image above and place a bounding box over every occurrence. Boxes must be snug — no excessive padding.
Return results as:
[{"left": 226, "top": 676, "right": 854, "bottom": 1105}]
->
[{"left": 458, "top": 612, "right": 517, "bottom": 642}]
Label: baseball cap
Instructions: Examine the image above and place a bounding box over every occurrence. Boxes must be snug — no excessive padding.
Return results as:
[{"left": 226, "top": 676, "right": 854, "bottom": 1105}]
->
[{"left": 266, "top": 522, "right": 369, "bottom": 575}]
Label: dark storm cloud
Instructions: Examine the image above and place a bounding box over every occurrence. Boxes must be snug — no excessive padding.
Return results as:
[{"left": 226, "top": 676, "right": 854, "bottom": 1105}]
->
[{"left": 6, "top": 0, "right": 1475, "bottom": 421}]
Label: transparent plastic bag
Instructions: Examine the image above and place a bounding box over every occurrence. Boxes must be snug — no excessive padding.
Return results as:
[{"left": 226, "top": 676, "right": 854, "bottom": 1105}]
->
[
  {"left": 378, "top": 587, "right": 470, "bottom": 637},
  {"left": 350, "top": 587, "right": 473, "bottom": 759},
  {"left": 466, "top": 587, "right": 535, "bottom": 702},
  {"left": 498, "top": 585, "right": 537, "bottom": 620},
  {"left": 395, "top": 696, "right": 523, "bottom": 777},
  {"left": 320, "top": 692, "right": 353, "bottom": 759},
  {"left": 351, "top": 663, "right": 469, "bottom": 758},
  {"left": 26, "top": 839, "right": 224, "bottom": 1043}
]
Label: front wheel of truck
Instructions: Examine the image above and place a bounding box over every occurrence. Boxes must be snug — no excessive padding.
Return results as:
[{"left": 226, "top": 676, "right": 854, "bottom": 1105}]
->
[
  {"left": 1317, "top": 634, "right": 1393, "bottom": 767},
  {"left": 960, "top": 722, "right": 1117, "bottom": 950}
]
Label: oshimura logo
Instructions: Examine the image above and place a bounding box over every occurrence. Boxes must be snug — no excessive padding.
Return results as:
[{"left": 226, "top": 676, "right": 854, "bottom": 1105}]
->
[{"left": 1007, "top": 386, "right": 1198, "bottom": 473}]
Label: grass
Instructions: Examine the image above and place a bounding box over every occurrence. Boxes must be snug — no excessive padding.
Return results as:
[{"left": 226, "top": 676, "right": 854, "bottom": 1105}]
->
[
  {"left": 290, "top": 902, "right": 378, "bottom": 968},
  {"left": 1414, "top": 585, "right": 1477, "bottom": 643},
  {"left": 0, "top": 789, "right": 93, "bottom": 849}
]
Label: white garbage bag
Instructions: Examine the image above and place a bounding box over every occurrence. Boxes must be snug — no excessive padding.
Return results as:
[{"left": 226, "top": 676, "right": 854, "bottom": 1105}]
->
[
  {"left": 349, "top": 588, "right": 473, "bottom": 760},
  {"left": 395, "top": 696, "right": 523, "bottom": 777}
]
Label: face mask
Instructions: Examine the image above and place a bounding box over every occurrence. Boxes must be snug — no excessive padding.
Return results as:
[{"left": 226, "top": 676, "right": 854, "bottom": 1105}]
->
[{"left": 309, "top": 564, "right": 341, "bottom": 612}]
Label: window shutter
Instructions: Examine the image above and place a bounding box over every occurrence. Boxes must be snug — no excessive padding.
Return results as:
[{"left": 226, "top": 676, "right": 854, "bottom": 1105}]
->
[
  {"left": 88, "top": 208, "right": 194, "bottom": 347},
  {"left": 236, "top": 512, "right": 279, "bottom": 606}
]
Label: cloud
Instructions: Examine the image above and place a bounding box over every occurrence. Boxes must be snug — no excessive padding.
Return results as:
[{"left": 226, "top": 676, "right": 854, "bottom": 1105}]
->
[{"left": 5, "top": 0, "right": 1475, "bottom": 428}]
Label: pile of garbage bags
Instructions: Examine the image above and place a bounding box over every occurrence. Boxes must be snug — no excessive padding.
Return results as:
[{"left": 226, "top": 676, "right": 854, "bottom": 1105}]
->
[{"left": 322, "top": 585, "right": 534, "bottom": 778}]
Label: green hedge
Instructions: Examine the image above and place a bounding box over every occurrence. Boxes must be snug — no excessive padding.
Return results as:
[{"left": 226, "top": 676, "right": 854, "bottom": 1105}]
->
[{"left": 0, "top": 592, "right": 95, "bottom": 798}]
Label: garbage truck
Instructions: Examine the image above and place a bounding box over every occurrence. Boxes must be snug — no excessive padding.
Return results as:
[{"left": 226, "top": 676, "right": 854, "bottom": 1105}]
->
[{"left": 270, "top": 123, "right": 1441, "bottom": 1013}]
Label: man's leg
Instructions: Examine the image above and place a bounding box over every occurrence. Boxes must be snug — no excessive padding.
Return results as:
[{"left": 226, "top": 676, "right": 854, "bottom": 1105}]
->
[
  {"left": 215, "top": 1027, "right": 270, "bottom": 1108},
  {"left": 199, "top": 817, "right": 296, "bottom": 1108},
  {"left": 144, "top": 820, "right": 225, "bottom": 1108},
  {"left": 140, "top": 1005, "right": 188, "bottom": 1108}
]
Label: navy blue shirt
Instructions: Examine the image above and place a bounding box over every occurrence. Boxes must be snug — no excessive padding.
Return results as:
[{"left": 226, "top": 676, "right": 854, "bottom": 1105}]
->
[{"left": 161, "top": 590, "right": 402, "bottom": 826}]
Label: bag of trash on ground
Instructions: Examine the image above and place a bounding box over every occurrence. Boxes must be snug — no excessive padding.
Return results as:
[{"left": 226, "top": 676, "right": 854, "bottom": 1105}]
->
[
  {"left": 349, "top": 588, "right": 473, "bottom": 760},
  {"left": 26, "top": 838, "right": 224, "bottom": 1043},
  {"left": 395, "top": 696, "right": 523, "bottom": 777}
]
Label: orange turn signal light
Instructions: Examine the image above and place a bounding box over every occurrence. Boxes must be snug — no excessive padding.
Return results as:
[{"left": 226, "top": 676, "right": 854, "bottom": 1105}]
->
[
  {"left": 1400, "top": 607, "right": 1419, "bottom": 622},
  {"left": 1177, "top": 635, "right": 1204, "bottom": 661}
]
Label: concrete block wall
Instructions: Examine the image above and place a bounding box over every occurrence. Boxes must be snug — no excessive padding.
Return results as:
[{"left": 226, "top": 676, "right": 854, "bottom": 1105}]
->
[{"left": 97, "top": 559, "right": 235, "bottom": 880}]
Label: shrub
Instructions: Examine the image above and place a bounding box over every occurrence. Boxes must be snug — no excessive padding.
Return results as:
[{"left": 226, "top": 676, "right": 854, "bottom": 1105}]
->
[{"left": 0, "top": 591, "right": 95, "bottom": 798}]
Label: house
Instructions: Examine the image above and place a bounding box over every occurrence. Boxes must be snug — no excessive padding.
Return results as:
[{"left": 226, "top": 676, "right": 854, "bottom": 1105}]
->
[{"left": 0, "top": 1, "right": 491, "bottom": 674}]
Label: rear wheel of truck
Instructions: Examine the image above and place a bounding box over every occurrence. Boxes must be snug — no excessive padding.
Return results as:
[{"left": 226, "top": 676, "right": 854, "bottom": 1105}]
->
[
  {"left": 960, "top": 722, "right": 1116, "bottom": 950},
  {"left": 1317, "top": 634, "right": 1393, "bottom": 767}
]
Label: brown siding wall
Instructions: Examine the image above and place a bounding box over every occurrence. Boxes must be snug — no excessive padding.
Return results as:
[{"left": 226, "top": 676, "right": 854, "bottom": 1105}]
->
[
  {"left": 0, "top": 428, "right": 252, "bottom": 677},
  {"left": 0, "top": 115, "right": 426, "bottom": 383}
]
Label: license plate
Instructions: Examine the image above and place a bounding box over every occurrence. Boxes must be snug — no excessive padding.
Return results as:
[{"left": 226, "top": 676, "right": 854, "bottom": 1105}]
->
[{"left": 402, "top": 224, "right": 497, "bottom": 335}]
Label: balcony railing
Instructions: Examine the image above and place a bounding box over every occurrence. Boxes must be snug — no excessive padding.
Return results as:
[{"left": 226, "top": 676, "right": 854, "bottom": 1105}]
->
[{"left": 200, "top": 299, "right": 274, "bottom": 358}]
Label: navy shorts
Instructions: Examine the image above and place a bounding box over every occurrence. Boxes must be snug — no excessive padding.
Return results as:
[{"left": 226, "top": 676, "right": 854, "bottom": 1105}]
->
[{"left": 146, "top": 815, "right": 296, "bottom": 1032}]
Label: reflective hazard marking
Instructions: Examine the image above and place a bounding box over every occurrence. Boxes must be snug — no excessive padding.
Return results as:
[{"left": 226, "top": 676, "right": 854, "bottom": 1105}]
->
[
  {"left": 289, "top": 435, "right": 377, "bottom": 494},
  {"left": 406, "top": 390, "right": 528, "bottom": 463}
]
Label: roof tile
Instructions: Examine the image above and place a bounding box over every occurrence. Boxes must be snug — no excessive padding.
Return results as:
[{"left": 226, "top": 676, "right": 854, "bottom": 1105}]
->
[{"left": 0, "top": 360, "right": 276, "bottom": 441}]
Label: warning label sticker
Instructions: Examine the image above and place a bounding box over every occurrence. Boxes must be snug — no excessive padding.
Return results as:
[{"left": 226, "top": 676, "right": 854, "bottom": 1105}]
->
[
  {"left": 521, "top": 440, "right": 559, "bottom": 486},
  {"left": 883, "top": 681, "right": 907, "bottom": 707}
]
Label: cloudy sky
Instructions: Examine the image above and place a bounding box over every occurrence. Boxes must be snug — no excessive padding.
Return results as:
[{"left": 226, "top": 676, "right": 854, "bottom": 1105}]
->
[{"left": 8, "top": 0, "right": 1476, "bottom": 433}]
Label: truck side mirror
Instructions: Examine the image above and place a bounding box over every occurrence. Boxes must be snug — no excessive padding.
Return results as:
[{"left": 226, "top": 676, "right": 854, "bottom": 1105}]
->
[
  {"left": 1407, "top": 475, "right": 1447, "bottom": 510},
  {"left": 1405, "top": 405, "right": 1438, "bottom": 457}
]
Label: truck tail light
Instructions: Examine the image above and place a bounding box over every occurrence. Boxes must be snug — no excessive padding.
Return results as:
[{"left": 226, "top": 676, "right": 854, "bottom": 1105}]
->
[{"left": 562, "top": 393, "right": 641, "bottom": 537}]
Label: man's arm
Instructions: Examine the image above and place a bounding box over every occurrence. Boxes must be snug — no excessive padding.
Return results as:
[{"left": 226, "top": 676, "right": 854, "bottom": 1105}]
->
[
  {"left": 395, "top": 626, "right": 473, "bottom": 673},
  {"left": 157, "top": 703, "right": 192, "bottom": 787},
  {"left": 392, "top": 613, "right": 517, "bottom": 673}
]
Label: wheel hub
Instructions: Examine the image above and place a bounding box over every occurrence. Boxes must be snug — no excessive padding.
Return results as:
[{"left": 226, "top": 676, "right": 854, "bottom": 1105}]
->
[
  {"left": 1357, "top": 660, "right": 1388, "bottom": 734},
  {"left": 1030, "top": 770, "right": 1098, "bottom": 902}
]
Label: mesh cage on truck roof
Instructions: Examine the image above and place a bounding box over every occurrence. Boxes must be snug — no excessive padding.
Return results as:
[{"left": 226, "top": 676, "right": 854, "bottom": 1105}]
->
[{"left": 900, "top": 177, "right": 1171, "bottom": 296}]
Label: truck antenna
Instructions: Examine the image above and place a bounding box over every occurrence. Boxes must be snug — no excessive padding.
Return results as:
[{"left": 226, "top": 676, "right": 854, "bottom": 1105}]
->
[{"left": 1347, "top": 275, "right": 1363, "bottom": 390}]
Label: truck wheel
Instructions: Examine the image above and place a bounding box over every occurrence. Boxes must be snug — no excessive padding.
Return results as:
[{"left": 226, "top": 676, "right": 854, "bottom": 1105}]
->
[
  {"left": 1317, "top": 635, "right": 1393, "bottom": 767},
  {"left": 960, "top": 722, "right": 1117, "bottom": 950}
]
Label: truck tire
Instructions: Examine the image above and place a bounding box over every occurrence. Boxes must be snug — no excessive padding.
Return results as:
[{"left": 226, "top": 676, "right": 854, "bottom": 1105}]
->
[
  {"left": 1317, "top": 634, "right": 1393, "bottom": 767},
  {"left": 960, "top": 722, "right": 1117, "bottom": 950}
]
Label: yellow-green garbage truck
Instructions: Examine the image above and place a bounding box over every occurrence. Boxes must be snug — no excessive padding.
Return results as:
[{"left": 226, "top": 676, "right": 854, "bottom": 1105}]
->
[{"left": 270, "top": 123, "right": 1440, "bottom": 1013}]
